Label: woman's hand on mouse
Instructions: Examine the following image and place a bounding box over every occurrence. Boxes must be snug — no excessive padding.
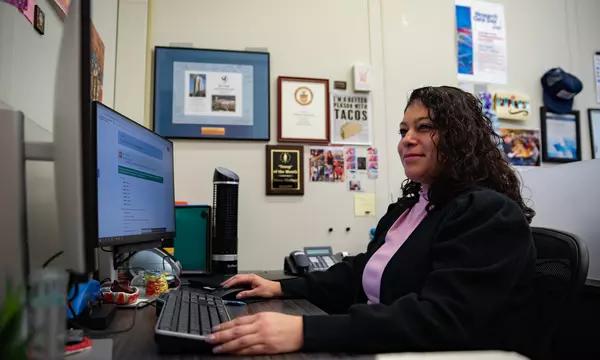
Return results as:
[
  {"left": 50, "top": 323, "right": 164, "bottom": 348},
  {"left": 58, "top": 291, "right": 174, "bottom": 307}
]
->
[
  {"left": 208, "top": 312, "right": 303, "bottom": 355},
  {"left": 221, "top": 274, "right": 283, "bottom": 299}
]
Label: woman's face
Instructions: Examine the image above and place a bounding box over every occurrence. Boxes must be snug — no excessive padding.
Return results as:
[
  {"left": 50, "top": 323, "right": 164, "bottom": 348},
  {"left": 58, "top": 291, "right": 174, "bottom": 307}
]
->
[{"left": 398, "top": 101, "right": 440, "bottom": 185}]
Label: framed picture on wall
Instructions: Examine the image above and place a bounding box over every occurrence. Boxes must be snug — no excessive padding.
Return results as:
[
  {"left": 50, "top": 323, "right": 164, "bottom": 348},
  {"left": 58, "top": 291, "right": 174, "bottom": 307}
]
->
[
  {"left": 498, "top": 128, "right": 541, "bottom": 166},
  {"left": 278, "top": 76, "right": 330, "bottom": 144},
  {"left": 540, "top": 107, "right": 581, "bottom": 163},
  {"left": 266, "top": 145, "right": 304, "bottom": 195},
  {"left": 153, "top": 47, "right": 270, "bottom": 140},
  {"left": 589, "top": 108, "right": 600, "bottom": 159}
]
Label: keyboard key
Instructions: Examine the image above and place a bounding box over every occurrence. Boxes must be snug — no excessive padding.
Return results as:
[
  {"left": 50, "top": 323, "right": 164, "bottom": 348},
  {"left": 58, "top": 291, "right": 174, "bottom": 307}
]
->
[
  {"left": 208, "top": 306, "right": 220, "bottom": 328},
  {"left": 177, "top": 291, "right": 189, "bottom": 333},
  {"left": 158, "top": 292, "right": 177, "bottom": 330},
  {"left": 200, "top": 303, "right": 211, "bottom": 335},
  {"left": 170, "top": 291, "right": 182, "bottom": 331},
  {"left": 217, "top": 305, "right": 229, "bottom": 322},
  {"left": 189, "top": 296, "right": 200, "bottom": 335}
]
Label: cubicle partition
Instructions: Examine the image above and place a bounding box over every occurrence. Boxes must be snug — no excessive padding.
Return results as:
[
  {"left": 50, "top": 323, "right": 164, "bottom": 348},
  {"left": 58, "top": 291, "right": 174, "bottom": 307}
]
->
[{"left": 519, "top": 160, "right": 600, "bottom": 280}]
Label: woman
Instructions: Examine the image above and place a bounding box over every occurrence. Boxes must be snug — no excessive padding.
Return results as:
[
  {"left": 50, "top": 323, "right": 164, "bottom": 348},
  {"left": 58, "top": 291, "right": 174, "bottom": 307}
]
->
[{"left": 208, "top": 86, "right": 536, "bottom": 356}]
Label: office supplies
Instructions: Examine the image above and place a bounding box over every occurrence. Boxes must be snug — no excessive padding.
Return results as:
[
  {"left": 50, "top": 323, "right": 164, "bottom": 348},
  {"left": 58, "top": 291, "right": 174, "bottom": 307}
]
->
[
  {"left": 67, "top": 279, "right": 100, "bottom": 318},
  {"left": 154, "top": 289, "right": 232, "bottom": 353},
  {"left": 211, "top": 168, "right": 239, "bottom": 274}
]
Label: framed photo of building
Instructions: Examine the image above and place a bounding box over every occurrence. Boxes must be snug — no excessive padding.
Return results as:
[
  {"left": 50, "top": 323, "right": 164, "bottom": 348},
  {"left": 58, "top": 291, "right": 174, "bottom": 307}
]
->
[
  {"left": 153, "top": 47, "right": 270, "bottom": 140},
  {"left": 589, "top": 108, "right": 600, "bottom": 159},
  {"left": 540, "top": 107, "right": 581, "bottom": 163},
  {"left": 266, "top": 145, "right": 304, "bottom": 195},
  {"left": 278, "top": 76, "right": 330, "bottom": 144}
]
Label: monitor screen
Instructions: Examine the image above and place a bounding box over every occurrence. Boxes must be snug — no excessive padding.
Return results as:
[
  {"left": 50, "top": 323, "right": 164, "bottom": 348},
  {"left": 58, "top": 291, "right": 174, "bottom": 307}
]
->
[{"left": 94, "top": 102, "right": 175, "bottom": 247}]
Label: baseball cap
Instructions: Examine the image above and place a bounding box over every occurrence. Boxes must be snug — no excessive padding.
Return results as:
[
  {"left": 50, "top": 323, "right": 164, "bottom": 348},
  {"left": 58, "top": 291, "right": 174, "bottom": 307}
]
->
[{"left": 541, "top": 68, "right": 583, "bottom": 114}]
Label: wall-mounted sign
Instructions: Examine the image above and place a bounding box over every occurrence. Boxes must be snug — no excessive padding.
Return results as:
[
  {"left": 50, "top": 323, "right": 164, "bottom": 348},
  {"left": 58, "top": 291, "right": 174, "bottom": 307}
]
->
[
  {"left": 353, "top": 64, "right": 372, "bottom": 92},
  {"left": 455, "top": 0, "right": 507, "bottom": 84},
  {"left": 494, "top": 92, "right": 530, "bottom": 121},
  {"left": 266, "top": 145, "right": 304, "bottom": 195}
]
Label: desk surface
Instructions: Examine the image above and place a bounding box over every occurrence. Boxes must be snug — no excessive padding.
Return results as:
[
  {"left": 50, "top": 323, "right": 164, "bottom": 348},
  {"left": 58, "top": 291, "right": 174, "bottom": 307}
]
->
[{"left": 103, "top": 298, "right": 371, "bottom": 359}]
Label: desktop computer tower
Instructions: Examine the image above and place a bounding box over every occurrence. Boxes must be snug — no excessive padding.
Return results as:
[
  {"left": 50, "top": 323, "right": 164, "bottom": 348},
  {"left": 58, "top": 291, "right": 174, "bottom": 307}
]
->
[{"left": 211, "top": 168, "right": 239, "bottom": 274}]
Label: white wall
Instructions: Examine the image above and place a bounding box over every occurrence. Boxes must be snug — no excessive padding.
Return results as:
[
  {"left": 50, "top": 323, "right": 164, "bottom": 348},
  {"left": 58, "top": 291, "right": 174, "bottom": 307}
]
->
[
  {"left": 0, "top": 0, "right": 119, "bottom": 268},
  {"left": 148, "top": 0, "right": 387, "bottom": 270},
  {"left": 381, "top": 0, "right": 600, "bottom": 197},
  {"left": 113, "top": 0, "right": 600, "bottom": 271}
]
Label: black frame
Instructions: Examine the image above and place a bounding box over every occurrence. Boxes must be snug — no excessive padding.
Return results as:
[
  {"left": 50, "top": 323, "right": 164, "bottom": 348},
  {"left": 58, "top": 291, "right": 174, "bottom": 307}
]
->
[
  {"left": 34, "top": 5, "right": 45, "bottom": 35},
  {"left": 80, "top": 0, "right": 96, "bottom": 274},
  {"left": 540, "top": 107, "right": 581, "bottom": 163},
  {"left": 152, "top": 46, "right": 270, "bottom": 140},
  {"left": 589, "top": 108, "right": 600, "bottom": 159}
]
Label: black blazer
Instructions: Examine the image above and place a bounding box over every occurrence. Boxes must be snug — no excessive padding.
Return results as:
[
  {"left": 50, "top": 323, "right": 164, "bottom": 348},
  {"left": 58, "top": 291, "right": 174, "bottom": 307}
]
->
[{"left": 280, "top": 187, "right": 536, "bottom": 355}]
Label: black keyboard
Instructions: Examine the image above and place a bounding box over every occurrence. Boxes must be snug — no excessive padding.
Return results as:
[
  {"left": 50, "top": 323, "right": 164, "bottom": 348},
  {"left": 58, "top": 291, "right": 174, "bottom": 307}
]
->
[{"left": 154, "top": 288, "right": 231, "bottom": 353}]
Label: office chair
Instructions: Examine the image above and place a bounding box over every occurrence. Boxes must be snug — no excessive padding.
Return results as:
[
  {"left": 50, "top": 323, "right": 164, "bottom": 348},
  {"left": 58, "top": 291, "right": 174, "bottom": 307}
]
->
[{"left": 530, "top": 226, "right": 589, "bottom": 359}]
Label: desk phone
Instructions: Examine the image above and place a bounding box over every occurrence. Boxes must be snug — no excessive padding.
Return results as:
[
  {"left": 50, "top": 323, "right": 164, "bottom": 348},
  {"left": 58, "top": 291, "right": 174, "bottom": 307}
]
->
[{"left": 284, "top": 246, "right": 341, "bottom": 275}]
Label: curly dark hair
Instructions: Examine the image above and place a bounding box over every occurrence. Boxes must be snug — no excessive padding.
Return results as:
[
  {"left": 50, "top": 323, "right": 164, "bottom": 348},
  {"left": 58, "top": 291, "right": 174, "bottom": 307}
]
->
[{"left": 400, "top": 86, "right": 535, "bottom": 222}]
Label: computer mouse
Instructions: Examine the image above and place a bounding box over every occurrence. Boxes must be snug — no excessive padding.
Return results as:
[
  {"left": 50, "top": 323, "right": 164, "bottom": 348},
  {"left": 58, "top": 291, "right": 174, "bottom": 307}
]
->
[{"left": 218, "top": 286, "right": 250, "bottom": 301}]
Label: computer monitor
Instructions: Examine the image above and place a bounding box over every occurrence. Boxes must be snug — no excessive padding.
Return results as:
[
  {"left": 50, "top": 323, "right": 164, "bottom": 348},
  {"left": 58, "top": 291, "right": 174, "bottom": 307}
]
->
[
  {"left": 53, "top": 1, "right": 175, "bottom": 276},
  {"left": 53, "top": 0, "right": 95, "bottom": 275},
  {"left": 94, "top": 102, "right": 175, "bottom": 250}
]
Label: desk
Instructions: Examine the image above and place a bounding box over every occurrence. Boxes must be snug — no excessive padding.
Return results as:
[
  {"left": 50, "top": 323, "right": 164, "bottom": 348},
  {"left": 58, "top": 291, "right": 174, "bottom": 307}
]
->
[{"left": 105, "top": 297, "right": 372, "bottom": 359}]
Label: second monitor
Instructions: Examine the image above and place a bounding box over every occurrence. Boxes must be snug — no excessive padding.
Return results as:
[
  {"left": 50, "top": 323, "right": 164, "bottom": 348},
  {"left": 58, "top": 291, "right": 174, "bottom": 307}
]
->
[{"left": 94, "top": 101, "right": 175, "bottom": 251}]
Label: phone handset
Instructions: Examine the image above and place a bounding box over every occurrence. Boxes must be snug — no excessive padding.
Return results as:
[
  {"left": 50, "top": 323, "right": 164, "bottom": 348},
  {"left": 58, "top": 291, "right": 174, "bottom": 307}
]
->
[{"left": 284, "top": 250, "right": 311, "bottom": 275}]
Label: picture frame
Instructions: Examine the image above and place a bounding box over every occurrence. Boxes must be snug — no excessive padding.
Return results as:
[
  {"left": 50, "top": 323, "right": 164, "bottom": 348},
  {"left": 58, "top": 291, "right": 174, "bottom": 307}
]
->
[
  {"left": 589, "top": 109, "right": 600, "bottom": 159},
  {"left": 498, "top": 128, "right": 541, "bottom": 166},
  {"left": 540, "top": 107, "right": 581, "bottom": 163},
  {"left": 266, "top": 145, "right": 304, "bottom": 196},
  {"left": 34, "top": 5, "right": 45, "bottom": 35},
  {"left": 153, "top": 47, "right": 270, "bottom": 140},
  {"left": 278, "top": 76, "right": 330, "bottom": 144}
]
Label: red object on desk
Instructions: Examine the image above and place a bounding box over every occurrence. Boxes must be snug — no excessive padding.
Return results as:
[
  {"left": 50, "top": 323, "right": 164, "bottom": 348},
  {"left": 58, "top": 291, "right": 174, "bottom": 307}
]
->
[
  {"left": 65, "top": 336, "right": 93, "bottom": 356},
  {"left": 175, "top": 201, "right": 188, "bottom": 205}
]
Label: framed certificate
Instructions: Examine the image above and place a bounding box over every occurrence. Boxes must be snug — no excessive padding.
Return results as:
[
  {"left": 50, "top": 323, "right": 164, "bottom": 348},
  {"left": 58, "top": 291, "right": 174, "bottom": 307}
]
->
[
  {"left": 266, "top": 145, "right": 304, "bottom": 195},
  {"left": 540, "top": 107, "right": 581, "bottom": 163},
  {"left": 278, "top": 76, "right": 330, "bottom": 144},
  {"left": 153, "top": 47, "right": 270, "bottom": 140},
  {"left": 589, "top": 108, "right": 600, "bottom": 159}
]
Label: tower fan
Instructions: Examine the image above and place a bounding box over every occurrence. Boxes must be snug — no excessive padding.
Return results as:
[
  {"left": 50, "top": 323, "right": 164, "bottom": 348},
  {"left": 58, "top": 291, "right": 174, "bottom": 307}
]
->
[{"left": 211, "top": 167, "right": 239, "bottom": 274}]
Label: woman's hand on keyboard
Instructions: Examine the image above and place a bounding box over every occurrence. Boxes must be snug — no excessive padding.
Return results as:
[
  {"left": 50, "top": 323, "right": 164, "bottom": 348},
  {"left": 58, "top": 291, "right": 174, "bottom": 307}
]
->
[
  {"left": 220, "top": 274, "right": 283, "bottom": 299},
  {"left": 208, "top": 312, "right": 303, "bottom": 355}
]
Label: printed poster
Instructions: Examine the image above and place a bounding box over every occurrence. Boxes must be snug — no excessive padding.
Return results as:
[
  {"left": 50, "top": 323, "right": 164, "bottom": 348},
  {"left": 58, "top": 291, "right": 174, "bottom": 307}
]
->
[
  {"left": 172, "top": 62, "right": 254, "bottom": 127},
  {"left": 184, "top": 71, "right": 243, "bottom": 118},
  {"left": 331, "top": 91, "right": 372, "bottom": 145},
  {"left": 455, "top": 0, "right": 507, "bottom": 84},
  {"left": 90, "top": 22, "right": 105, "bottom": 102}
]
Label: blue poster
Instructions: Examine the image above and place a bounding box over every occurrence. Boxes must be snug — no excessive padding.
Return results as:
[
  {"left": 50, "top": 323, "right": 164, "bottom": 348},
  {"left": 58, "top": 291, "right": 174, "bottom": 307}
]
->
[{"left": 456, "top": 5, "right": 473, "bottom": 75}]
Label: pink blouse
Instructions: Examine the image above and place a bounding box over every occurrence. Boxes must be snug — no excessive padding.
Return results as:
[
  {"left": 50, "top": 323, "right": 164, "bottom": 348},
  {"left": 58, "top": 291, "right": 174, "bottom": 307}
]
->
[{"left": 362, "top": 188, "right": 430, "bottom": 304}]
